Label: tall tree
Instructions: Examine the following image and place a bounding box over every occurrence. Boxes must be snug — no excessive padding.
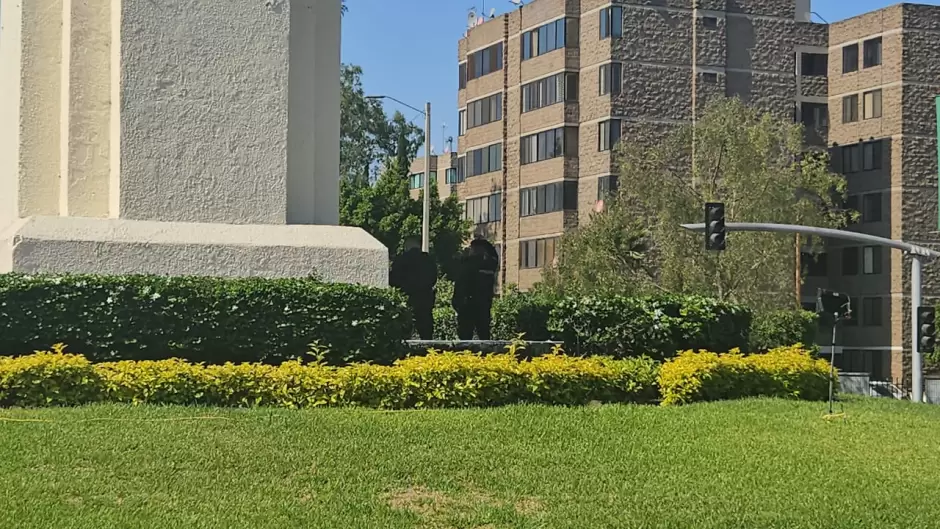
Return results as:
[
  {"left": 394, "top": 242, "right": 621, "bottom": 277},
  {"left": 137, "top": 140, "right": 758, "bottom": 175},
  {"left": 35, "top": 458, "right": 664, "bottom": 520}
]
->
[
  {"left": 544, "top": 97, "right": 849, "bottom": 311},
  {"left": 340, "top": 65, "right": 391, "bottom": 185},
  {"left": 340, "top": 158, "right": 471, "bottom": 279}
]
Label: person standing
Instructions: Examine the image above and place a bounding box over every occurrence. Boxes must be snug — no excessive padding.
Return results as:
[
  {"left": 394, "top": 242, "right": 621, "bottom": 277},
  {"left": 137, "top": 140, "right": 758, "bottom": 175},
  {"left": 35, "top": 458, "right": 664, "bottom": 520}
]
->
[
  {"left": 389, "top": 236, "right": 438, "bottom": 340},
  {"left": 452, "top": 238, "right": 499, "bottom": 340}
]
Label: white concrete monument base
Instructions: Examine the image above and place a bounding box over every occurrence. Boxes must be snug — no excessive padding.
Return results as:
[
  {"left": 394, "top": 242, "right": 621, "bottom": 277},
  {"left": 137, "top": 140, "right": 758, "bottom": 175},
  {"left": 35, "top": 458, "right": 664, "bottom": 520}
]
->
[
  {"left": 0, "top": 217, "right": 388, "bottom": 285},
  {"left": 0, "top": 0, "right": 388, "bottom": 286}
]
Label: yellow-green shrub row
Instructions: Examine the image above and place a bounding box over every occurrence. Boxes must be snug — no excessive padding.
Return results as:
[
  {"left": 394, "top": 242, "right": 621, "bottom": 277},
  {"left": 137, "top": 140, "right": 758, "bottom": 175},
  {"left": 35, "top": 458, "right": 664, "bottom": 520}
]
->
[
  {"left": 657, "top": 344, "right": 833, "bottom": 406},
  {"left": 0, "top": 346, "right": 660, "bottom": 409},
  {"left": 0, "top": 345, "right": 832, "bottom": 408}
]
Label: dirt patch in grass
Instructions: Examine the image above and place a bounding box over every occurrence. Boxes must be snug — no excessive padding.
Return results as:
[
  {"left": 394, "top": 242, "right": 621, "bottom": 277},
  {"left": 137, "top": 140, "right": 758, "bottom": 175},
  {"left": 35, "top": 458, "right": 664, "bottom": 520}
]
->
[{"left": 384, "top": 486, "right": 544, "bottom": 527}]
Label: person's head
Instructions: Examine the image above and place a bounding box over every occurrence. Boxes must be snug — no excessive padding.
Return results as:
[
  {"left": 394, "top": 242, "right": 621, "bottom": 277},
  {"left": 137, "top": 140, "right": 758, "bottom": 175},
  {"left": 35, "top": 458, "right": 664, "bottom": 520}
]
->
[{"left": 403, "top": 236, "right": 421, "bottom": 252}]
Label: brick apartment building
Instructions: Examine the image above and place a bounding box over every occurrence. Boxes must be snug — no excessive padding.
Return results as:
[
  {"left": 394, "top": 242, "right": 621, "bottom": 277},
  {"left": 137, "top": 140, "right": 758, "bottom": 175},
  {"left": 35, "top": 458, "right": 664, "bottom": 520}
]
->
[
  {"left": 449, "top": 0, "right": 940, "bottom": 382},
  {"left": 407, "top": 153, "right": 458, "bottom": 200}
]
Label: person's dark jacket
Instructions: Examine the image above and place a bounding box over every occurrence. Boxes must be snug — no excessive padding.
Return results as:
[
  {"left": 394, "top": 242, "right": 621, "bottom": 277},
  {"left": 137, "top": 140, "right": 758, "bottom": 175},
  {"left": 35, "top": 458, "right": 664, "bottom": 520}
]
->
[
  {"left": 389, "top": 248, "right": 437, "bottom": 301},
  {"left": 453, "top": 240, "right": 499, "bottom": 310}
]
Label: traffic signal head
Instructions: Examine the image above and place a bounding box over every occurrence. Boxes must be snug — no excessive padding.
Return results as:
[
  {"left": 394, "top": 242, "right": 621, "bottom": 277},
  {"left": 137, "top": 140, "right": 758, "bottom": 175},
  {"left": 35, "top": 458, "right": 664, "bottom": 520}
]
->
[
  {"left": 704, "top": 202, "right": 726, "bottom": 251},
  {"left": 917, "top": 306, "right": 936, "bottom": 352},
  {"left": 817, "top": 289, "right": 851, "bottom": 320}
]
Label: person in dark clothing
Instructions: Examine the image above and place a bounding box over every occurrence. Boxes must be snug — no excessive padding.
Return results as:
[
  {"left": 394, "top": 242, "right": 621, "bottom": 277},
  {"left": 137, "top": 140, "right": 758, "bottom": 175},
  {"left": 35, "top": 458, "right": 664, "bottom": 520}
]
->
[
  {"left": 452, "top": 238, "right": 499, "bottom": 340},
  {"left": 389, "top": 236, "right": 438, "bottom": 340}
]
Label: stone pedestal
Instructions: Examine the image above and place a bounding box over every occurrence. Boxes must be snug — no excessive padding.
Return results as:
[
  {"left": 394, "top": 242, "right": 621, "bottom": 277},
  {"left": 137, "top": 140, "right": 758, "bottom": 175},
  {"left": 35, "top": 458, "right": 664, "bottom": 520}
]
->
[{"left": 0, "top": 0, "right": 387, "bottom": 285}]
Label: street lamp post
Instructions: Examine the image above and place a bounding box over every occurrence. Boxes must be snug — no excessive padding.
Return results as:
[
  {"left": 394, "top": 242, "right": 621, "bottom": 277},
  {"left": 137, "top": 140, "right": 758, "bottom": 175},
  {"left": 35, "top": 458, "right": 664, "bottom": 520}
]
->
[{"left": 366, "top": 95, "right": 432, "bottom": 253}]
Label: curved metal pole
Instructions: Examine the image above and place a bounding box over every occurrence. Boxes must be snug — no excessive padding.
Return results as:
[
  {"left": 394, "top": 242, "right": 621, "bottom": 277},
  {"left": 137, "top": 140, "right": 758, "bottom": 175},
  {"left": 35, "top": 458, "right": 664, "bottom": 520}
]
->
[{"left": 682, "top": 221, "right": 938, "bottom": 402}]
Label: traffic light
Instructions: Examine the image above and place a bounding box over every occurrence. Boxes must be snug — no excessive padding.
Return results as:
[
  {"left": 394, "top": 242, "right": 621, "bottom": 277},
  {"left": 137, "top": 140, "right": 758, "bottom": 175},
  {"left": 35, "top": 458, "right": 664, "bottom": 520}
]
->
[
  {"left": 704, "top": 202, "right": 726, "bottom": 251},
  {"left": 917, "top": 306, "right": 936, "bottom": 352},
  {"left": 817, "top": 289, "right": 851, "bottom": 321}
]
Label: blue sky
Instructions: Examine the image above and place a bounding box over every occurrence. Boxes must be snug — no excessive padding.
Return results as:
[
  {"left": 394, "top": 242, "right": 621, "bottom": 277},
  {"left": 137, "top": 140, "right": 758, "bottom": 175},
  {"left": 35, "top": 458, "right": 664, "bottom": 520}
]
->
[{"left": 341, "top": 0, "right": 940, "bottom": 156}]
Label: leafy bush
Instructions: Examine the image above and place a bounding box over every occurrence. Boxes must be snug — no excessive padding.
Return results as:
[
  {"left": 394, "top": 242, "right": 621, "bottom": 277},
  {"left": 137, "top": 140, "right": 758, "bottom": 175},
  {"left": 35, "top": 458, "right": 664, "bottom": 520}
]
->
[
  {"left": 432, "top": 306, "right": 459, "bottom": 340},
  {"left": 0, "top": 347, "right": 660, "bottom": 409},
  {"left": 0, "top": 344, "right": 102, "bottom": 407},
  {"left": 549, "top": 295, "right": 751, "bottom": 360},
  {"left": 749, "top": 310, "right": 818, "bottom": 352},
  {"left": 0, "top": 273, "right": 411, "bottom": 365},
  {"left": 658, "top": 345, "right": 832, "bottom": 406},
  {"left": 492, "top": 290, "right": 556, "bottom": 341}
]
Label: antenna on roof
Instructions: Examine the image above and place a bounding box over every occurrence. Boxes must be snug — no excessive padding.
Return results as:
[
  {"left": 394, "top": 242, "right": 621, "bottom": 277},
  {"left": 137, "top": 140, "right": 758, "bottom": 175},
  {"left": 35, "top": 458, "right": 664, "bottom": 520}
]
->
[
  {"left": 489, "top": 7, "right": 496, "bottom": 18},
  {"left": 509, "top": 0, "right": 523, "bottom": 8},
  {"left": 467, "top": 9, "right": 477, "bottom": 29}
]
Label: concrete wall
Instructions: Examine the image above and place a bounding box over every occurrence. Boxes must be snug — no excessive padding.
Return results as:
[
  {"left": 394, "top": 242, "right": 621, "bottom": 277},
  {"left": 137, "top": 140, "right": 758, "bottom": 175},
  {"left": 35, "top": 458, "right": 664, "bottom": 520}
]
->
[{"left": 2, "top": 0, "right": 343, "bottom": 227}]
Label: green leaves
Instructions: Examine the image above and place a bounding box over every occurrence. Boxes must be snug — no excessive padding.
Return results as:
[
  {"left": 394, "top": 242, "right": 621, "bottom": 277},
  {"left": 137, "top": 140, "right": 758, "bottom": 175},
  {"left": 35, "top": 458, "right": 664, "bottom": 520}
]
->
[{"left": 0, "top": 273, "right": 412, "bottom": 366}]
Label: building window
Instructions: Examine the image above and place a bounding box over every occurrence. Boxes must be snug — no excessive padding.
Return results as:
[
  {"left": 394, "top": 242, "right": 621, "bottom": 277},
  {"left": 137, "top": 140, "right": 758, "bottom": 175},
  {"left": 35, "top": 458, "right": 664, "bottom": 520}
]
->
[
  {"left": 862, "top": 140, "right": 883, "bottom": 171},
  {"left": 863, "top": 89, "right": 882, "bottom": 119},
  {"left": 599, "top": 63, "right": 622, "bottom": 95},
  {"left": 842, "top": 44, "right": 859, "bottom": 74},
  {"left": 521, "top": 18, "right": 577, "bottom": 61},
  {"left": 842, "top": 94, "right": 858, "bottom": 123},
  {"left": 458, "top": 110, "right": 467, "bottom": 136},
  {"left": 802, "top": 252, "right": 828, "bottom": 277},
  {"left": 520, "top": 181, "right": 578, "bottom": 217},
  {"left": 467, "top": 144, "right": 502, "bottom": 177},
  {"left": 459, "top": 62, "right": 467, "bottom": 89},
  {"left": 863, "top": 246, "right": 882, "bottom": 275},
  {"left": 520, "top": 237, "right": 558, "bottom": 269},
  {"left": 598, "top": 175, "right": 619, "bottom": 199},
  {"left": 408, "top": 173, "right": 423, "bottom": 190},
  {"left": 801, "top": 102, "right": 828, "bottom": 130},
  {"left": 845, "top": 194, "right": 859, "bottom": 224},
  {"left": 464, "top": 193, "right": 501, "bottom": 224},
  {"left": 842, "top": 247, "right": 859, "bottom": 276},
  {"left": 841, "top": 144, "right": 861, "bottom": 173},
  {"left": 702, "top": 72, "right": 719, "bottom": 84},
  {"left": 862, "top": 297, "right": 883, "bottom": 326},
  {"left": 863, "top": 37, "right": 882, "bottom": 68},
  {"left": 467, "top": 93, "right": 502, "bottom": 129},
  {"left": 445, "top": 168, "right": 462, "bottom": 185},
  {"left": 457, "top": 156, "right": 466, "bottom": 181},
  {"left": 520, "top": 127, "right": 577, "bottom": 165},
  {"left": 862, "top": 193, "right": 882, "bottom": 222},
  {"left": 599, "top": 119, "right": 622, "bottom": 152},
  {"left": 702, "top": 16, "right": 719, "bottom": 29},
  {"left": 565, "top": 72, "right": 579, "bottom": 101},
  {"left": 801, "top": 52, "right": 828, "bottom": 76},
  {"left": 522, "top": 72, "right": 577, "bottom": 113},
  {"left": 600, "top": 6, "right": 623, "bottom": 39},
  {"left": 467, "top": 42, "right": 503, "bottom": 81}
]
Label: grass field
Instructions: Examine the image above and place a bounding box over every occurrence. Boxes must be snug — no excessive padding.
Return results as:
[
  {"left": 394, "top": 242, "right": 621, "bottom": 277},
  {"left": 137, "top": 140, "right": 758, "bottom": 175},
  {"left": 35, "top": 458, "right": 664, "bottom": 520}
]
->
[{"left": 2, "top": 398, "right": 940, "bottom": 529}]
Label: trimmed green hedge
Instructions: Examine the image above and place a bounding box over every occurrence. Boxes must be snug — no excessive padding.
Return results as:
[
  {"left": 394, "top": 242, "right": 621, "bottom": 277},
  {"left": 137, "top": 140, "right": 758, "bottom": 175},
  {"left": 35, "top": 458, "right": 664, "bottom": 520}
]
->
[
  {"left": 0, "top": 273, "right": 411, "bottom": 365},
  {"left": 0, "top": 347, "right": 661, "bottom": 409}
]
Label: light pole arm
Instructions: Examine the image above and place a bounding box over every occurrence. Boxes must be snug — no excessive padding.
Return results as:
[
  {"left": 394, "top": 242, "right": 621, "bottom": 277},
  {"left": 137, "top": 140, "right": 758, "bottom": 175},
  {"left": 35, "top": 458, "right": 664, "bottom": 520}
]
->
[{"left": 366, "top": 95, "right": 426, "bottom": 116}]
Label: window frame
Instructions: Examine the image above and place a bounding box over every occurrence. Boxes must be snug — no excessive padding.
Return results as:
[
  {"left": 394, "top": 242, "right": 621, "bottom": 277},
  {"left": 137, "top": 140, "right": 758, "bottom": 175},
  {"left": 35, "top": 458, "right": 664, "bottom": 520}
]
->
[
  {"left": 598, "top": 119, "right": 622, "bottom": 152},
  {"left": 800, "top": 52, "right": 828, "bottom": 76},
  {"left": 862, "top": 193, "right": 882, "bottom": 222},
  {"left": 842, "top": 44, "right": 859, "bottom": 74},
  {"left": 862, "top": 297, "right": 883, "bottom": 326},
  {"left": 863, "top": 89, "right": 882, "bottom": 120},
  {"left": 597, "top": 175, "right": 619, "bottom": 200},
  {"left": 863, "top": 245, "right": 882, "bottom": 275},
  {"left": 841, "top": 246, "right": 859, "bottom": 276},
  {"left": 600, "top": 6, "right": 623, "bottom": 39},
  {"left": 863, "top": 37, "right": 882, "bottom": 68},
  {"left": 599, "top": 63, "right": 623, "bottom": 96},
  {"left": 842, "top": 94, "right": 859, "bottom": 123}
]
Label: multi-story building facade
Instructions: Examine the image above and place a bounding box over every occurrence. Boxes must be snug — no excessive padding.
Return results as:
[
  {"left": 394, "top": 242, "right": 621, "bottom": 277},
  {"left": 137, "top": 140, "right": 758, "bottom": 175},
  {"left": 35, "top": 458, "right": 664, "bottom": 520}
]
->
[
  {"left": 800, "top": 3, "right": 940, "bottom": 383},
  {"left": 453, "top": 0, "right": 940, "bottom": 383},
  {"left": 456, "top": 0, "right": 826, "bottom": 290},
  {"left": 407, "top": 153, "right": 458, "bottom": 200}
]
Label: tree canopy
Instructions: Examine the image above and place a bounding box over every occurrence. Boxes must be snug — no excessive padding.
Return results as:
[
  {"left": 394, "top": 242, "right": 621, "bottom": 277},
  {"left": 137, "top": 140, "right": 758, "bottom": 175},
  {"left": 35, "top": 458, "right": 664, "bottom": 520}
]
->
[{"left": 543, "top": 97, "right": 849, "bottom": 311}]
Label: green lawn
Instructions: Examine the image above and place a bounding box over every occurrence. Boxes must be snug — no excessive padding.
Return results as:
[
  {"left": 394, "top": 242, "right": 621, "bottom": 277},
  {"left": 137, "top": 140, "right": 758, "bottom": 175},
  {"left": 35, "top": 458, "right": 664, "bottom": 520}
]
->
[{"left": 2, "top": 398, "right": 940, "bottom": 529}]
